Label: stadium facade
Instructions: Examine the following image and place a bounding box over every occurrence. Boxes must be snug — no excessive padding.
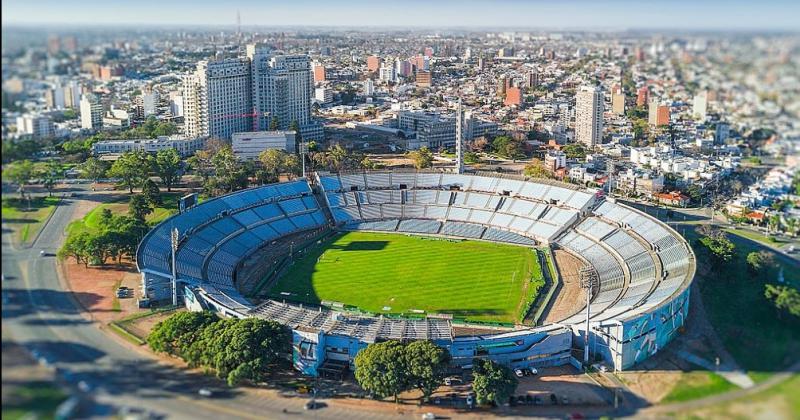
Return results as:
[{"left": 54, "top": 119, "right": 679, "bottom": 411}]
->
[{"left": 137, "top": 171, "right": 694, "bottom": 375}]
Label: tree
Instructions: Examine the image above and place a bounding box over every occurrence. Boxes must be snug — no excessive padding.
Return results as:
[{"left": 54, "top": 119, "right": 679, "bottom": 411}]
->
[
  {"left": 523, "top": 159, "right": 554, "bottom": 179},
  {"left": 212, "top": 146, "right": 249, "bottom": 194},
  {"left": 79, "top": 157, "right": 108, "bottom": 183},
  {"left": 108, "top": 151, "right": 151, "bottom": 193},
  {"left": 471, "top": 359, "right": 518, "bottom": 406},
  {"left": 764, "top": 284, "right": 800, "bottom": 319},
  {"left": 747, "top": 251, "right": 775, "bottom": 275},
  {"left": 258, "top": 149, "right": 287, "bottom": 183},
  {"left": 3, "top": 160, "right": 35, "bottom": 196},
  {"left": 408, "top": 147, "right": 434, "bottom": 170},
  {"left": 360, "top": 156, "right": 377, "bottom": 170},
  {"left": 269, "top": 116, "right": 280, "bottom": 130},
  {"left": 562, "top": 143, "right": 587, "bottom": 159},
  {"left": 354, "top": 341, "right": 409, "bottom": 402},
  {"left": 404, "top": 341, "right": 450, "bottom": 402},
  {"left": 187, "top": 318, "right": 290, "bottom": 386},
  {"left": 327, "top": 144, "right": 349, "bottom": 171},
  {"left": 698, "top": 231, "right": 736, "bottom": 265},
  {"left": 154, "top": 148, "right": 181, "bottom": 192},
  {"left": 148, "top": 311, "right": 220, "bottom": 358},
  {"left": 141, "top": 179, "right": 161, "bottom": 206},
  {"left": 129, "top": 194, "right": 153, "bottom": 222},
  {"left": 40, "top": 160, "right": 63, "bottom": 197},
  {"left": 57, "top": 231, "right": 93, "bottom": 267}
]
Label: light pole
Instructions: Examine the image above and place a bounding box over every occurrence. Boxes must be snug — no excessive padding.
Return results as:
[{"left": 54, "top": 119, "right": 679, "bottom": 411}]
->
[
  {"left": 170, "top": 227, "right": 179, "bottom": 307},
  {"left": 579, "top": 265, "right": 598, "bottom": 368}
]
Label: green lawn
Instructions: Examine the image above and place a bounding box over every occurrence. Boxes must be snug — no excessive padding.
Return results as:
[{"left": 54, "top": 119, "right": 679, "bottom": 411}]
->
[
  {"left": 268, "top": 231, "right": 545, "bottom": 324},
  {"left": 724, "top": 227, "right": 782, "bottom": 247},
  {"left": 687, "top": 227, "right": 800, "bottom": 382},
  {"left": 662, "top": 369, "right": 738, "bottom": 403},
  {"left": 1, "top": 196, "right": 60, "bottom": 245},
  {"left": 66, "top": 192, "right": 181, "bottom": 236},
  {"left": 1, "top": 381, "right": 67, "bottom": 420}
]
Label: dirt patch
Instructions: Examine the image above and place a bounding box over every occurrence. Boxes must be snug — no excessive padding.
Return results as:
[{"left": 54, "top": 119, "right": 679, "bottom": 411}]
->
[
  {"left": 543, "top": 249, "right": 585, "bottom": 323},
  {"left": 123, "top": 309, "right": 183, "bottom": 340},
  {"left": 61, "top": 258, "right": 141, "bottom": 323}
]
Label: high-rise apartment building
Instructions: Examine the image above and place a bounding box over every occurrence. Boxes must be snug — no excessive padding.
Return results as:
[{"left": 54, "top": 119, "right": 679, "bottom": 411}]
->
[
  {"left": 182, "top": 44, "right": 317, "bottom": 141},
  {"left": 366, "top": 55, "right": 381, "bottom": 72},
  {"left": 183, "top": 58, "right": 252, "bottom": 140},
  {"left": 80, "top": 94, "right": 103, "bottom": 130},
  {"left": 636, "top": 86, "right": 649, "bottom": 107},
  {"left": 504, "top": 87, "right": 522, "bottom": 107},
  {"left": 611, "top": 88, "right": 625, "bottom": 115},
  {"left": 313, "top": 63, "right": 326, "bottom": 82},
  {"left": 526, "top": 70, "right": 539, "bottom": 89},
  {"left": 648, "top": 100, "right": 670, "bottom": 126},
  {"left": 575, "top": 85, "right": 603, "bottom": 147},
  {"left": 693, "top": 90, "right": 707, "bottom": 120},
  {"left": 415, "top": 70, "right": 432, "bottom": 87}
]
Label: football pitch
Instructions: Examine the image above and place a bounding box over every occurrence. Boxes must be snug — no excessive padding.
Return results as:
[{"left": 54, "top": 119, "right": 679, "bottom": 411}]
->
[{"left": 266, "top": 231, "right": 546, "bottom": 324}]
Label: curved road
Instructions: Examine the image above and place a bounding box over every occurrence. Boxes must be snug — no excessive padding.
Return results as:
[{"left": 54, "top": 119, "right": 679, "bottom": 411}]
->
[{"left": 1, "top": 190, "right": 406, "bottom": 420}]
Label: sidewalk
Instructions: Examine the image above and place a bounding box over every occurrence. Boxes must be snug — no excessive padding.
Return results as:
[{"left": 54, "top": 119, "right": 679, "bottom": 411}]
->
[{"left": 676, "top": 350, "right": 754, "bottom": 389}]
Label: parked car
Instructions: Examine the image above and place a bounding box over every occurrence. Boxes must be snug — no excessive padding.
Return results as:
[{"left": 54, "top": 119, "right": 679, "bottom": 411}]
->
[
  {"left": 561, "top": 396, "right": 570, "bottom": 405},
  {"left": 533, "top": 395, "right": 542, "bottom": 405},
  {"left": 514, "top": 368, "right": 524, "bottom": 377},
  {"left": 421, "top": 413, "right": 436, "bottom": 420},
  {"left": 529, "top": 367, "right": 538, "bottom": 375},
  {"left": 526, "top": 394, "right": 534, "bottom": 404},
  {"left": 516, "top": 395, "right": 526, "bottom": 405},
  {"left": 466, "top": 394, "right": 474, "bottom": 408},
  {"left": 198, "top": 388, "right": 213, "bottom": 398},
  {"left": 550, "top": 393, "right": 558, "bottom": 405}
]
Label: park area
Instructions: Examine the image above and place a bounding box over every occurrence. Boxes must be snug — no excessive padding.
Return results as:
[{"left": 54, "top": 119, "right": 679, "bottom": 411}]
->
[
  {"left": 267, "top": 231, "right": 546, "bottom": 324},
  {"left": 1, "top": 195, "right": 60, "bottom": 246}
]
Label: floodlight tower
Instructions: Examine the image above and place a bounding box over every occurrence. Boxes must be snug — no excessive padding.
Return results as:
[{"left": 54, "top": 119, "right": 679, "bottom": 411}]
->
[
  {"left": 455, "top": 98, "right": 465, "bottom": 174},
  {"left": 579, "top": 265, "right": 598, "bottom": 367},
  {"left": 170, "top": 227, "right": 179, "bottom": 306}
]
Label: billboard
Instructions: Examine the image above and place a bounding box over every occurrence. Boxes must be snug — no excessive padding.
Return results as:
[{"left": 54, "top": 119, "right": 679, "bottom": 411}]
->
[{"left": 179, "top": 193, "right": 198, "bottom": 213}]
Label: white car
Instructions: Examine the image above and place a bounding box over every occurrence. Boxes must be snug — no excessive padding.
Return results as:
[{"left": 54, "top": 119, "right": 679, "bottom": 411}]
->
[
  {"left": 421, "top": 413, "right": 436, "bottom": 420},
  {"left": 529, "top": 367, "right": 538, "bottom": 375},
  {"left": 198, "top": 388, "right": 213, "bottom": 397},
  {"left": 514, "top": 368, "right": 524, "bottom": 377}
]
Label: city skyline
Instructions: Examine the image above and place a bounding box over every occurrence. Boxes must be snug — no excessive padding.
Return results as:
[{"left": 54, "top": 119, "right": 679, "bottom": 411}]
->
[{"left": 3, "top": 0, "right": 800, "bottom": 31}]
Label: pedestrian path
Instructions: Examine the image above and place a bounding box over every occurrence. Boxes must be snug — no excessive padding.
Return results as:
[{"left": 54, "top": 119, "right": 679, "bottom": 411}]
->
[{"left": 677, "top": 350, "right": 754, "bottom": 389}]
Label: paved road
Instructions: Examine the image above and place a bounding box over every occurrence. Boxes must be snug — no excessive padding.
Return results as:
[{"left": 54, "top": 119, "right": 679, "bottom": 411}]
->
[{"left": 1, "top": 190, "right": 410, "bottom": 420}]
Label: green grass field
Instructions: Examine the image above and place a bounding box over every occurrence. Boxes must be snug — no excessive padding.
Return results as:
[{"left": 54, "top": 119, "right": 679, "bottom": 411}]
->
[
  {"left": 1, "top": 196, "right": 60, "bottom": 245},
  {"left": 662, "top": 368, "right": 738, "bottom": 403},
  {"left": 66, "top": 192, "right": 181, "bottom": 237},
  {"left": 267, "top": 231, "right": 545, "bottom": 324}
]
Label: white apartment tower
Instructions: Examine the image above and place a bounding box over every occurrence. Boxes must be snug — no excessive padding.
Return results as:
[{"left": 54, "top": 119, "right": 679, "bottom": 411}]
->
[
  {"left": 693, "top": 90, "right": 707, "bottom": 120},
  {"left": 183, "top": 58, "right": 252, "bottom": 140},
  {"left": 80, "top": 94, "right": 103, "bottom": 130},
  {"left": 575, "top": 85, "right": 603, "bottom": 147},
  {"left": 182, "top": 44, "right": 315, "bottom": 140}
]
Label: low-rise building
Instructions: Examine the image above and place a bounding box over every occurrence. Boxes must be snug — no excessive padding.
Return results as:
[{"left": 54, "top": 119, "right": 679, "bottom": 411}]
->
[
  {"left": 231, "top": 131, "right": 296, "bottom": 160},
  {"left": 92, "top": 136, "right": 207, "bottom": 157}
]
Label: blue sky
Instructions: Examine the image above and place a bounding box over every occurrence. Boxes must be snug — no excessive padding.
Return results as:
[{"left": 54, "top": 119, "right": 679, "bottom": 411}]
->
[{"left": 3, "top": 0, "right": 799, "bottom": 30}]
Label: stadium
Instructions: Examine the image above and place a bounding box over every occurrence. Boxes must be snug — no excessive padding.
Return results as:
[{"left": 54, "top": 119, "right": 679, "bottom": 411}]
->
[{"left": 136, "top": 170, "right": 695, "bottom": 377}]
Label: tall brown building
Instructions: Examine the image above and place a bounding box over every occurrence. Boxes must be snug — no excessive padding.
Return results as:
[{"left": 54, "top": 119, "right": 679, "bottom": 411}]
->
[
  {"left": 366, "top": 55, "right": 381, "bottom": 72},
  {"left": 636, "top": 87, "right": 650, "bottom": 107},
  {"left": 313, "top": 64, "right": 326, "bottom": 82},
  {"left": 504, "top": 87, "right": 522, "bottom": 107},
  {"left": 415, "top": 70, "right": 432, "bottom": 87}
]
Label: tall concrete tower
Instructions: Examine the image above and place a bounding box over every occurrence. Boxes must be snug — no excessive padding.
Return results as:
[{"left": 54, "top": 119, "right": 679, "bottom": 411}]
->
[{"left": 455, "top": 99, "right": 465, "bottom": 174}]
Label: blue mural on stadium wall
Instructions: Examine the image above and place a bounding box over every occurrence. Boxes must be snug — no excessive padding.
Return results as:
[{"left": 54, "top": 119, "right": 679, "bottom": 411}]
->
[{"left": 619, "top": 287, "right": 690, "bottom": 369}]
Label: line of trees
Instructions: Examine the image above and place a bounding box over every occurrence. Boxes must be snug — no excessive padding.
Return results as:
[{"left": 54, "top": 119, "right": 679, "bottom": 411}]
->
[
  {"left": 354, "top": 340, "right": 450, "bottom": 403},
  {"left": 57, "top": 189, "right": 159, "bottom": 266},
  {"left": 147, "top": 311, "right": 290, "bottom": 386}
]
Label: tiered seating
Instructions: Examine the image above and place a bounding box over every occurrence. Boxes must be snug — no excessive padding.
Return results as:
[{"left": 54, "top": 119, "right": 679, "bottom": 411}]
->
[
  {"left": 442, "top": 221, "right": 485, "bottom": 239},
  {"left": 558, "top": 231, "right": 625, "bottom": 292},
  {"left": 482, "top": 227, "right": 536, "bottom": 246},
  {"left": 397, "top": 219, "right": 441, "bottom": 234},
  {"left": 344, "top": 219, "right": 399, "bottom": 232}
]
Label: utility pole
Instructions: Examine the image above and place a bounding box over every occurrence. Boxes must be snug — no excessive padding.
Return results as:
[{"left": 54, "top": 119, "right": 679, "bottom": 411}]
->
[
  {"left": 455, "top": 98, "right": 465, "bottom": 174},
  {"left": 579, "top": 265, "right": 598, "bottom": 368},
  {"left": 170, "top": 227, "right": 179, "bottom": 307}
]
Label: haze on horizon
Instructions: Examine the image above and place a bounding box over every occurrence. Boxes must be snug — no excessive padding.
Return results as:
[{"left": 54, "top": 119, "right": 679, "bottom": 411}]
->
[{"left": 2, "top": 0, "right": 800, "bottom": 31}]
